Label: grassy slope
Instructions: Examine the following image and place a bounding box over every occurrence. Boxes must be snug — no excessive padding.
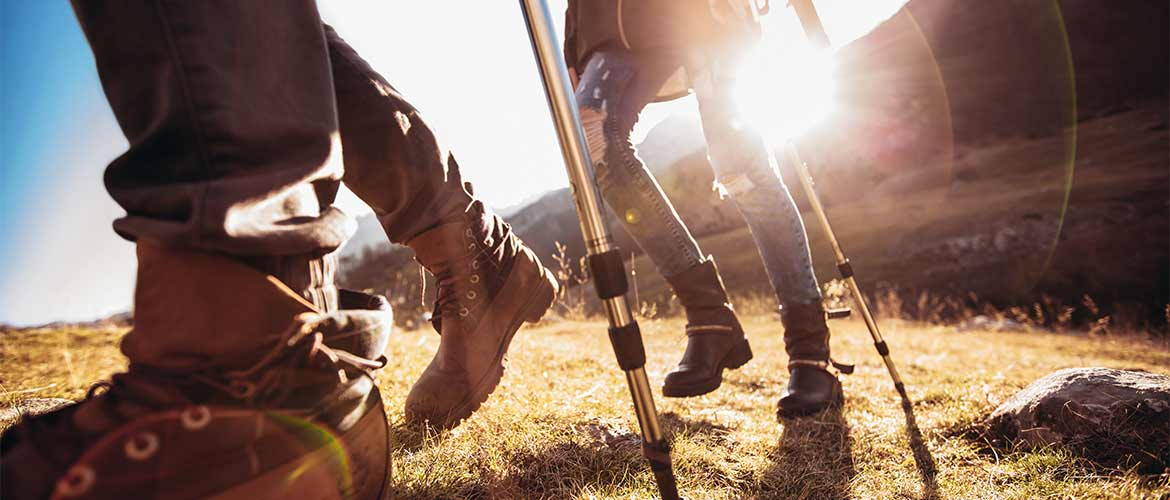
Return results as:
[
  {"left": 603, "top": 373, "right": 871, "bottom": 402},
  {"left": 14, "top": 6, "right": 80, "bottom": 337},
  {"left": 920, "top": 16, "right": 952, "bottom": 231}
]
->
[{"left": 3, "top": 318, "right": 1168, "bottom": 499}]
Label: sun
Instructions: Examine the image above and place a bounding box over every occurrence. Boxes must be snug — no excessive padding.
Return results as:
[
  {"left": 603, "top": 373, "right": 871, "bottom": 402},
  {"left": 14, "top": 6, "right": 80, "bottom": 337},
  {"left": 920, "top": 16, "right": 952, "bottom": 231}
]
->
[{"left": 732, "top": 39, "right": 836, "bottom": 143}]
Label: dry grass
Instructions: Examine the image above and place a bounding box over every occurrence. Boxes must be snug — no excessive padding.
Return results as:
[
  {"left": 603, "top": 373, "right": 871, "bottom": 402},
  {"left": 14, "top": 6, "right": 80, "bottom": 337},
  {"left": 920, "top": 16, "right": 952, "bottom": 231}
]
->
[{"left": 2, "top": 317, "right": 1169, "bottom": 499}]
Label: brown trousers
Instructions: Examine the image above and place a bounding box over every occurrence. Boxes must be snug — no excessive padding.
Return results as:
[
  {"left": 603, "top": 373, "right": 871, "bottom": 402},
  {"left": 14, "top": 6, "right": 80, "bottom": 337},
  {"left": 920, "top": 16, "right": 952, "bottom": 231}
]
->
[
  {"left": 72, "top": 1, "right": 475, "bottom": 368},
  {"left": 73, "top": 2, "right": 473, "bottom": 256}
]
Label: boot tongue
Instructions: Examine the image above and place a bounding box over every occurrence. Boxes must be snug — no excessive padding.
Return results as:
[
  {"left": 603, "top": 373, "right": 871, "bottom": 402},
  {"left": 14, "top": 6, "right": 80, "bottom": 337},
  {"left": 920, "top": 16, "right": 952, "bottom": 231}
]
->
[{"left": 327, "top": 290, "right": 393, "bottom": 360}]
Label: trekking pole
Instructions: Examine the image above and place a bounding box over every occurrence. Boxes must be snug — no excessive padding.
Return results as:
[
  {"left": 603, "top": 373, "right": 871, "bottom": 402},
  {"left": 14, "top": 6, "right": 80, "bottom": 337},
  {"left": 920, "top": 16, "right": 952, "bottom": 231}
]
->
[
  {"left": 518, "top": 1, "right": 681, "bottom": 498},
  {"left": 786, "top": 0, "right": 912, "bottom": 407},
  {"left": 783, "top": 144, "right": 910, "bottom": 404}
]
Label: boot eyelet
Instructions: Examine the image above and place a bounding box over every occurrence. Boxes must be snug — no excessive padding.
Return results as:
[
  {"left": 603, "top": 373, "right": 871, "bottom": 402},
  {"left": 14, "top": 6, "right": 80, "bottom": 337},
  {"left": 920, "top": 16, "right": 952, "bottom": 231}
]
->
[
  {"left": 124, "top": 432, "right": 160, "bottom": 461},
  {"left": 180, "top": 405, "right": 212, "bottom": 430},
  {"left": 56, "top": 465, "right": 96, "bottom": 497},
  {"left": 465, "top": 229, "right": 474, "bottom": 237},
  {"left": 470, "top": 275, "right": 480, "bottom": 283},
  {"left": 459, "top": 307, "right": 470, "bottom": 317},
  {"left": 466, "top": 291, "right": 477, "bottom": 300},
  {"left": 471, "top": 261, "right": 480, "bottom": 270},
  {"left": 229, "top": 380, "right": 256, "bottom": 398}
]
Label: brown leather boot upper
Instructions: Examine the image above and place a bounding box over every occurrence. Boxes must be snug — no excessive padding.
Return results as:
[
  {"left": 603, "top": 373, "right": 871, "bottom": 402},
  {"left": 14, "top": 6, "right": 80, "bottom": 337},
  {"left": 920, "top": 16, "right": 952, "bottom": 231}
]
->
[{"left": 404, "top": 203, "right": 558, "bottom": 429}]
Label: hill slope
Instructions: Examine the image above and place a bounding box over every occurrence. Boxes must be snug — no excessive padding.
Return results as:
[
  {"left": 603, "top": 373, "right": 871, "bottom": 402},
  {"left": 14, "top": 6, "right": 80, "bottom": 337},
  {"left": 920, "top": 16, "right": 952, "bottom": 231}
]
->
[{"left": 339, "top": 0, "right": 1167, "bottom": 321}]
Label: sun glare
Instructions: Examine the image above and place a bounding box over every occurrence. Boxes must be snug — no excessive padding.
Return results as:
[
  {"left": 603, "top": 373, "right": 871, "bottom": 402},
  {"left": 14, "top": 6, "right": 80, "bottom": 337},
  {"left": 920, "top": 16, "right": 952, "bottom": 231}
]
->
[{"left": 733, "top": 42, "right": 836, "bottom": 143}]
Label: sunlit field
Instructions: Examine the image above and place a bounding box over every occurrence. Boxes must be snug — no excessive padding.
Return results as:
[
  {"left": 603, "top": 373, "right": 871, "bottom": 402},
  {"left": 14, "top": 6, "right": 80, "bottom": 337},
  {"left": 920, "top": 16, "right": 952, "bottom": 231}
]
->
[
  {"left": 3, "top": 313, "right": 1168, "bottom": 499},
  {"left": 3, "top": 99, "right": 1164, "bottom": 499}
]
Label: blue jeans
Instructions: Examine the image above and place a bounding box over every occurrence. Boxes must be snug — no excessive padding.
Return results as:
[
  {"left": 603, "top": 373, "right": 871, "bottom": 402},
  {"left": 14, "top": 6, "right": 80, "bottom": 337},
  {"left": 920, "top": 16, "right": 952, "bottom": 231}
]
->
[{"left": 575, "top": 49, "right": 822, "bottom": 308}]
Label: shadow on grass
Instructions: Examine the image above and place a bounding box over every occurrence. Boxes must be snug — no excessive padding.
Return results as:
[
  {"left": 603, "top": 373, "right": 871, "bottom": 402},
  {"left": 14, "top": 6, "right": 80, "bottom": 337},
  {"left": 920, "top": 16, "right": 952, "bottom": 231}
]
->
[
  {"left": 388, "top": 418, "right": 648, "bottom": 498},
  {"left": 389, "top": 419, "right": 437, "bottom": 454},
  {"left": 902, "top": 400, "right": 941, "bottom": 500},
  {"left": 760, "top": 407, "right": 856, "bottom": 499},
  {"left": 660, "top": 411, "right": 731, "bottom": 438},
  {"left": 391, "top": 413, "right": 740, "bottom": 499}
]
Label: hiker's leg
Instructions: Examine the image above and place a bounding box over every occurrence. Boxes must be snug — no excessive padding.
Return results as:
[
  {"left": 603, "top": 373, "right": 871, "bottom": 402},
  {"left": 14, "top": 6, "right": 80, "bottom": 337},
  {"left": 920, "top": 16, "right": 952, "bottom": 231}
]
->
[
  {"left": 690, "top": 62, "right": 822, "bottom": 310},
  {"left": 324, "top": 25, "right": 473, "bottom": 244},
  {"left": 327, "top": 26, "right": 557, "bottom": 429},
  {"left": 692, "top": 56, "right": 842, "bottom": 419},
  {"left": 575, "top": 50, "right": 705, "bottom": 277},
  {"left": 77, "top": 0, "right": 352, "bottom": 366},
  {"left": 577, "top": 49, "right": 749, "bottom": 398},
  {"left": 92, "top": 4, "right": 349, "bottom": 258},
  {"left": 1, "top": 4, "right": 392, "bottom": 498}
]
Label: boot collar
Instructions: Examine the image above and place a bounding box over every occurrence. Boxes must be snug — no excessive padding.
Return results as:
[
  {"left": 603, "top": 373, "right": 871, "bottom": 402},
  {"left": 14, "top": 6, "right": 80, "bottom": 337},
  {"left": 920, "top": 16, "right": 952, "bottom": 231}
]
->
[{"left": 788, "top": 358, "right": 855, "bottom": 376}]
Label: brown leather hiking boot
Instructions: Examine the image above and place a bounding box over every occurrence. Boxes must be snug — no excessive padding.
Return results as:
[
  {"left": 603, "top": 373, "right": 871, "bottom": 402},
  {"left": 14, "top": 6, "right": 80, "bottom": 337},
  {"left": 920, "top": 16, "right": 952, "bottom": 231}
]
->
[
  {"left": 0, "top": 246, "right": 394, "bottom": 500},
  {"left": 662, "top": 259, "right": 752, "bottom": 398},
  {"left": 404, "top": 202, "right": 558, "bottom": 429},
  {"left": 777, "top": 302, "right": 848, "bottom": 419}
]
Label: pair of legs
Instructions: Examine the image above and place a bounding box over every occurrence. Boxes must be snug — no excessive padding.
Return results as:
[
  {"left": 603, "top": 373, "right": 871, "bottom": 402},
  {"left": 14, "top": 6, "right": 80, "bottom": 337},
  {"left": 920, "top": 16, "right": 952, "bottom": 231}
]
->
[
  {"left": 2, "top": 2, "right": 555, "bottom": 498},
  {"left": 575, "top": 49, "right": 821, "bottom": 305},
  {"left": 575, "top": 48, "right": 842, "bottom": 417}
]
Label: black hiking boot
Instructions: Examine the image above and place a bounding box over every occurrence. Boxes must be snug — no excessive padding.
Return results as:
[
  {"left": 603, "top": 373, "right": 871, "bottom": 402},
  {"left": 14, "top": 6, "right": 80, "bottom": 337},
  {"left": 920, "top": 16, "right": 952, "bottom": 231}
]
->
[
  {"left": 662, "top": 259, "right": 752, "bottom": 398},
  {"left": 777, "top": 302, "right": 849, "bottom": 419}
]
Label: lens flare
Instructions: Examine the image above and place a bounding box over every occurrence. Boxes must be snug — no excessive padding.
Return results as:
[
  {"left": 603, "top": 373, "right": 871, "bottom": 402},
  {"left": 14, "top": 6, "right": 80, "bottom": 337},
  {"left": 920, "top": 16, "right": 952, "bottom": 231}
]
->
[{"left": 732, "top": 43, "right": 836, "bottom": 142}]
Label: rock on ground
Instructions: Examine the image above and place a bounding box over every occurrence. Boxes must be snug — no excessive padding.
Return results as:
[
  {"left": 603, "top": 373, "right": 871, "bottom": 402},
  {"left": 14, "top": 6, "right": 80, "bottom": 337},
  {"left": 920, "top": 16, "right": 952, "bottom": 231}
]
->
[{"left": 985, "top": 367, "right": 1169, "bottom": 473}]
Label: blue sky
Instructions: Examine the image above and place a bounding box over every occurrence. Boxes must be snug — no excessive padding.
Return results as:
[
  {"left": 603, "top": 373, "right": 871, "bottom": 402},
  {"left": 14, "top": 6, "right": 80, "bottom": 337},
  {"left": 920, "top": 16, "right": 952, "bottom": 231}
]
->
[
  {"left": 0, "top": 1, "right": 903, "bottom": 326},
  {"left": 1, "top": 2, "right": 135, "bottom": 326},
  {"left": 1, "top": 2, "right": 99, "bottom": 274}
]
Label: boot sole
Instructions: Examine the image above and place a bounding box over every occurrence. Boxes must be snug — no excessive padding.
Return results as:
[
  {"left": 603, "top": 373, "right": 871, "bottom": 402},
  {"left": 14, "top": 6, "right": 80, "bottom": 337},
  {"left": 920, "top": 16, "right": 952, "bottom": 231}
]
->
[
  {"left": 437, "top": 264, "right": 558, "bottom": 428},
  {"left": 776, "top": 382, "right": 845, "bottom": 420},
  {"left": 662, "top": 338, "right": 753, "bottom": 398},
  {"left": 210, "top": 389, "right": 391, "bottom": 500}
]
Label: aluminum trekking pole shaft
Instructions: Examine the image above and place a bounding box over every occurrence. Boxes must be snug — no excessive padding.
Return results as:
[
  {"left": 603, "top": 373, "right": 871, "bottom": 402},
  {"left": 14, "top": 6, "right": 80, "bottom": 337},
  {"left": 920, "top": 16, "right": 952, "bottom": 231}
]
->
[
  {"left": 785, "top": 0, "right": 911, "bottom": 405},
  {"left": 518, "top": 1, "right": 680, "bottom": 497},
  {"left": 783, "top": 144, "right": 909, "bottom": 402}
]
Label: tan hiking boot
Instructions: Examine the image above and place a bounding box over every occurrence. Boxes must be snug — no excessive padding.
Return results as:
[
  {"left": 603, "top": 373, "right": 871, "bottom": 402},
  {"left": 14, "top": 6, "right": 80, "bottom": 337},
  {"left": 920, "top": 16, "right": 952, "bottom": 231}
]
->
[
  {"left": 0, "top": 245, "right": 394, "bottom": 500},
  {"left": 404, "top": 202, "right": 558, "bottom": 429}
]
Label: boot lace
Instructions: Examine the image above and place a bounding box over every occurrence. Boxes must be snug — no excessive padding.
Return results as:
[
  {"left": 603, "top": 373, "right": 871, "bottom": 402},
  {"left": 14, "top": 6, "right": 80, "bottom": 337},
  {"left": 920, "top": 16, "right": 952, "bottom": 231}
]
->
[
  {"left": 430, "top": 227, "right": 504, "bottom": 332},
  {"left": 198, "top": 312, "right": 387, "bottom": 409},
  {"left": 5, "top": 369, "right": 193, "bottom": 470}
]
